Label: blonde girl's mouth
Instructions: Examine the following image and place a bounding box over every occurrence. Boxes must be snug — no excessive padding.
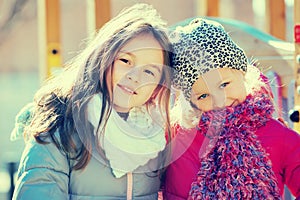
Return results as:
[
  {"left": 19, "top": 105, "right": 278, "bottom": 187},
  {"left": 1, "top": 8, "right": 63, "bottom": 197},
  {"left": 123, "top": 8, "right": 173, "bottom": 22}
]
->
[{"left": 117, "top": 84, "right": 137, "bottom": 95}]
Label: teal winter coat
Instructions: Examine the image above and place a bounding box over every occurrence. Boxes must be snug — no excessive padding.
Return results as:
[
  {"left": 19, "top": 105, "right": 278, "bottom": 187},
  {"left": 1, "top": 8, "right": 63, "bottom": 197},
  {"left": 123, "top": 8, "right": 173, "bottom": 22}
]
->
[
  {"left": 11, "top": 103, "right": 165, "bottom": 200},
  {"left": 13, "top": 135, "right": 163, "bottom": 200}
]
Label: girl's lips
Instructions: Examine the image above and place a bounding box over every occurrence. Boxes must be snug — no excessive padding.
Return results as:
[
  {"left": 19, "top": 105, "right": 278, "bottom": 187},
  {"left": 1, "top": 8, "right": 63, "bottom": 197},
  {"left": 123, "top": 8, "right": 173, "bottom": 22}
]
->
[{"left": 117, "top": 84, "right": 137, "bottom": 95}]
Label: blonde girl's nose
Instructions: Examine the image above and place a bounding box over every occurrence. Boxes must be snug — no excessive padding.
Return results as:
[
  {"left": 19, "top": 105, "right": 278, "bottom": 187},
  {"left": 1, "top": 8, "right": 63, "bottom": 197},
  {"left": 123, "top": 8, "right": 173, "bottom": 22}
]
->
[
  {"left": 126, "top": 67, "right": 141, "bottom": 83},
  {"left": 212, "top": 93, "right": 226, "bottom": 109}
]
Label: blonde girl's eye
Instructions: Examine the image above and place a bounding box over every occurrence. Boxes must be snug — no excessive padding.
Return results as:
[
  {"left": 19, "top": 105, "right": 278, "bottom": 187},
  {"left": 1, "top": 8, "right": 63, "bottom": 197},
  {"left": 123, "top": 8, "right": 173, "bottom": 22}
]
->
[
  {"left": 143, "top": 65, "right": 162, "bottom": 78},
  {"left": 220, "top": 82, "right": 230, "bottom": 89},
  {"left": 197, "top": 93, "right": 209, "bottom": 100},
  {"left": 144, "top": 69, "right": 155, "bottom": 77},
  {"left": 119, "top": 58, "right": 131, "bottom": 65}
]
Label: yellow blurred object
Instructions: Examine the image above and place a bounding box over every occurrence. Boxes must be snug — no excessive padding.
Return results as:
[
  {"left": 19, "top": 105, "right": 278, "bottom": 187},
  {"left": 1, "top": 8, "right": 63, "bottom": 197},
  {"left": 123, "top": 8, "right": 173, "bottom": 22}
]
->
[
  {"left": 47, "top": 42, "right": 62, "bottom": 77},
  {"left": 38, "top": 0, "right": 62, "bottom": 82}
]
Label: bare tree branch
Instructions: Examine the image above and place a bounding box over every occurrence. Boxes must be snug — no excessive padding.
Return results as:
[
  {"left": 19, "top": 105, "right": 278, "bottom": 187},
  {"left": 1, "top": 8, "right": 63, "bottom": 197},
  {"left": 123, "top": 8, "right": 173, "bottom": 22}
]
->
[
  {"left": 0, "top": 0, "right": 30, "bottom": 45},
  {"left": 0, "top": 0, "right": 29, "bottom": 31}
]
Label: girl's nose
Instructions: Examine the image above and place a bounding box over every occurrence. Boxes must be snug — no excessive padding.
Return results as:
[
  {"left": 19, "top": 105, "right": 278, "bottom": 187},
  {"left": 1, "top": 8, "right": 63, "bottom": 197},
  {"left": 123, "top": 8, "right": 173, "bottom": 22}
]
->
[
  {"left": 212, "top": 93, "right": 226, "bottom": 109},
  {"left": 126, "top": 67, "right": 141, "bottom": 83}
]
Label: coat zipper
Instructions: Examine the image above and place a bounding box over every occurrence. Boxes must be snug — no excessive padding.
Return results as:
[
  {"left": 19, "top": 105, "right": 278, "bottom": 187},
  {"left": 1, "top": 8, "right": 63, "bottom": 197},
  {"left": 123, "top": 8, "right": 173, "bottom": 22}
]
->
[{"left": 127, "top": 172, "right": 133, "bottom": 200}]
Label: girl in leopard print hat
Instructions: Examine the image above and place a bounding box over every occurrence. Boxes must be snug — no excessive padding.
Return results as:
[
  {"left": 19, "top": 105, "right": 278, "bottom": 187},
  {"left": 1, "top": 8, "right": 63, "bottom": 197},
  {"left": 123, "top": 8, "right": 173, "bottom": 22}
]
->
[{"left": 163, "top": 18, "right": 300, "bottom": 200}]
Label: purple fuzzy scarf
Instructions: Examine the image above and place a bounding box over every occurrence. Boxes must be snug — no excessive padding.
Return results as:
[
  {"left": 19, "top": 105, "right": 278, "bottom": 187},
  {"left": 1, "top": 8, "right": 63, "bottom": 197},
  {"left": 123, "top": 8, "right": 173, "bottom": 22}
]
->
[{"left": 188, "top": 88, "right": 281, "bottom": 200}]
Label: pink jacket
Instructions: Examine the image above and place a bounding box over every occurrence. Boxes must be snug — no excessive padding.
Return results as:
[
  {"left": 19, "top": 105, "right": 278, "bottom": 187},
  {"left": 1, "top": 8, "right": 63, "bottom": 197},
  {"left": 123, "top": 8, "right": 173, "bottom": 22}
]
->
[{"left": 163, "top": 119, "right": 300, "bottom": 199}]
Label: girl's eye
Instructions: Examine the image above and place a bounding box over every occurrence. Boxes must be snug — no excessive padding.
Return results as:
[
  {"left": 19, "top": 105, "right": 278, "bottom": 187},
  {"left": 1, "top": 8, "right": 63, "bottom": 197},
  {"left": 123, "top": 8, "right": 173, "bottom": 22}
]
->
[
  {"left": 144, "top": 69, "right": 155, "bottom": 76},
  {"left": 220, "top": 82, "right": 230, "bottom": 89},
  {"left": 197, "top": 94, "right": 208, "bottom": 100},
  {"left": 119, "top": 58, "right": 131, "bottom": 65}
]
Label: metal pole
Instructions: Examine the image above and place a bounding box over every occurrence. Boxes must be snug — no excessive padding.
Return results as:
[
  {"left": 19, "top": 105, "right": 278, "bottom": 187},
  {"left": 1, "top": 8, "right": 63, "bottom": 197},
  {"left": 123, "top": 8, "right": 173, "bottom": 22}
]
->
[{"left": 38, "top": 0, "right": 62, "bottom": 83}]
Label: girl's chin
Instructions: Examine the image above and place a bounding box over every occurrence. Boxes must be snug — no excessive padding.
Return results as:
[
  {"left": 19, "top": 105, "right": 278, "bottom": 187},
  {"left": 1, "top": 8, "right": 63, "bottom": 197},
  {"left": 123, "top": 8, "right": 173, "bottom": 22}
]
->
[{"left": 112, "top": 104, "right": 131, "bottom": 113}]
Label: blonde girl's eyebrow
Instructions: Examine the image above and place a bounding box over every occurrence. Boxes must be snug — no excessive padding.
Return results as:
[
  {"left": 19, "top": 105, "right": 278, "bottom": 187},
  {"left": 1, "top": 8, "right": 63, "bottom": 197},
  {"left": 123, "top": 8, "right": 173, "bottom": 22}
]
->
[
  {"left": 211, "top": 73, "right": 230, "bottom": 87},
  {"left": 147, "top": 64, "right": 162, "bottom": 73},
  {"left": 118, "top": 51, "right": 135, "bottom": 58}
]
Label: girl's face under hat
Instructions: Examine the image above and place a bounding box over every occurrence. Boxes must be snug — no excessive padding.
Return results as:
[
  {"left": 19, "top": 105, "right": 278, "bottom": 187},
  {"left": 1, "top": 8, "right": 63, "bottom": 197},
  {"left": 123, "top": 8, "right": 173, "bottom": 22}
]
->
[
  {"left": 190, "top": 68, "right": 247, "bottom": 112},
  {"left": 170, "top": 18, "right": 248, "bottom": 102}
]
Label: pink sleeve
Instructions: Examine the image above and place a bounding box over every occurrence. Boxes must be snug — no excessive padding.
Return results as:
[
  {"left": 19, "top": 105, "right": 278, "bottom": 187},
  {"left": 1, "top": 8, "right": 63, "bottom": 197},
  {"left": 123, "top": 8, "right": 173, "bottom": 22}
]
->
[{"left": 282, "top": 128, "right": 300, "bottom": 198}]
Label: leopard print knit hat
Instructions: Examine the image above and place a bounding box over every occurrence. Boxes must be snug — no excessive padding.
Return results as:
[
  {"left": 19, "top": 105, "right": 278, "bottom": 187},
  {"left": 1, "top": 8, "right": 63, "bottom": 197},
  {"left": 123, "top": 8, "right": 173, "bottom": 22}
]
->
[{"left": 170, "top": 18, "right": 248, "bottom": 100}]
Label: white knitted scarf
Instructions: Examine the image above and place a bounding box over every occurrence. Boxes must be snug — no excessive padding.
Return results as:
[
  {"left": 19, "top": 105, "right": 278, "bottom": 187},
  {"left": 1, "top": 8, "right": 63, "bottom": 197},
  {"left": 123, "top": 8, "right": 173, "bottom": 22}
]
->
[{"left": 87, "top": 94, "right": 166, "bottom": 178}]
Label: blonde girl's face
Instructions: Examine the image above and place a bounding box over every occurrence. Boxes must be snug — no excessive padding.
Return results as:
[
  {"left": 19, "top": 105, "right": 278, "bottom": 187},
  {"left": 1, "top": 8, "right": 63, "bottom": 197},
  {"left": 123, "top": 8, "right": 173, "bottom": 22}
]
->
[
  {"left": 190, "top": 68, "right": 247, "bottom": 112},
  {"left": 106, "top": 33, "right": 164, "bottom": 113}
]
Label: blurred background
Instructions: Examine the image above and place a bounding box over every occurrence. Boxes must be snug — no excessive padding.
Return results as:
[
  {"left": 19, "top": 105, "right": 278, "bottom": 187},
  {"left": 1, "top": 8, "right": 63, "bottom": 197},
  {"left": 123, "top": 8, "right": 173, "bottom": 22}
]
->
[{"left": 0, "top": 0, "right": 297, "bottom": 199}]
